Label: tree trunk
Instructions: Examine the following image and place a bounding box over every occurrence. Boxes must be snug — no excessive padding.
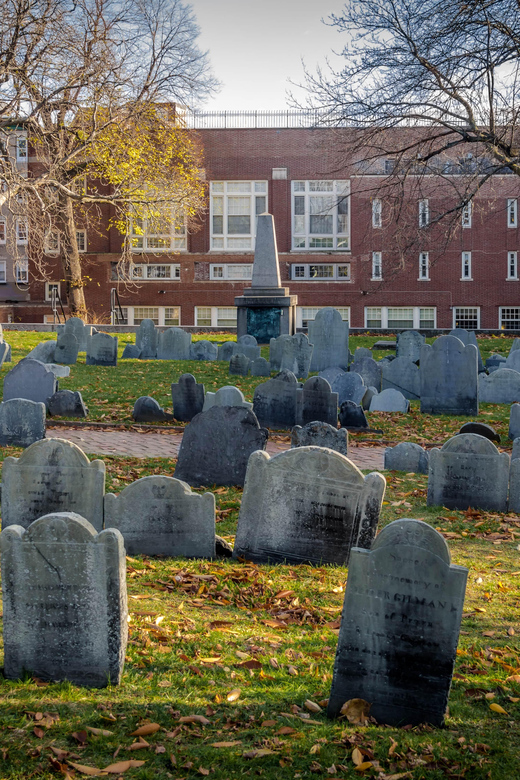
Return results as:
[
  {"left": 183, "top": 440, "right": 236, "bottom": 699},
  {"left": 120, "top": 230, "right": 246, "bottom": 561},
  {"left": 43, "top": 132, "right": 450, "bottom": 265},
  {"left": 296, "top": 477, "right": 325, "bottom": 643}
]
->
[{"left": 59, "top": 194, "right": 87, "bottom": 319}]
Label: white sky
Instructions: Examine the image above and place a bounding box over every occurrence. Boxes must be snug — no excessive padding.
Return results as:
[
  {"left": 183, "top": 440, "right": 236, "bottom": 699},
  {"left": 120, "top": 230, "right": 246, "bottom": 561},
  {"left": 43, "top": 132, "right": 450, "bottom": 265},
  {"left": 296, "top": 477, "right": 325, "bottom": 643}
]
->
[{"left": 189, "top": 0, "right": 347, "bottom": 111}]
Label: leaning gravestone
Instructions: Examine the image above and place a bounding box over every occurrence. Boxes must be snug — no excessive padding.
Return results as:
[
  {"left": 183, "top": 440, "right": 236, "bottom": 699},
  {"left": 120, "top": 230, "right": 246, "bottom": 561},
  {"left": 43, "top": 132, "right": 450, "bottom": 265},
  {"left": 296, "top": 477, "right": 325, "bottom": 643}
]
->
[
  {"left": 308, "top": 308, "right": 350, "bottom": 371},
  {"left": 331, "top": 372, "right": 366, "bottom": 406},
  {"left": 396, "top": 330, "right": 425, "bottom": 362},
  {"left": 478, "top": 369, "right": 520, "bottom": 404},
  {"left": 509, "top": 403, "right": 520, "bottom": 440},
  {"left": 86, "top": 332, "right": 117, "bottom": 366},
  {"left": 350, "top": 355, "right": 382, "bottom": 391},
  {"left": 132, "top": 396, "right": 173, "bottom": 422},
  {"left": 157, "top": 327, "right": 192, "bottom": 360},
  {"left": 295, "top": 376, "right": 338, "bottom": 427},
  {"left": 203, "top": 385, "right": 252, "bottom": 412},
  {"left": 47, "top": 390, "right": 88, "bottom": 418},
  {"left": 269, "top": 334, "right": 293, "bottom": 372},
  {"left": 104, "top": 476, "right": 215, "bottom": 557},
  {"left": 339, "top": 400, "right": 368, "bottom": 429},
  {"left": 280, "top": 333, "right": 313, "bottom": 379},
  {"left": 428, "top": 433, "right": 510, "bottom": 511},
  {"left": 233, "top": 447, "right": 385, "bottom": 565},
  {"left": 1, "top": 512, "right": 127, "bottom": 687},
  {"left": 384, "top": 442, "right": 429, "bottom": 473},
  {"left": 0, "top": 399, "right": 46, "bottom": 447},
  {"left": 382, "top": 357, "right": 420, "bottom": 400},
  {"left": 121, "top": 344, "right": 141, "bottom": 359},
  {"left": 171, "top": 373, "right": 204, "bottom": 421},
  {"left": 190, "top": 340, "right": 218, "bottom": 361},
  {"left": 291, "top": 421, "right": 348, "bottom": 456},
  {"left": 1, "top": 438, "right": 105, "bottom": 531},
  {"left": 505, "top": 349, "right": 520, "bottom": 373},
  {"left": 253, "top": 369, "right": 300, "bottom": 429},
  {"left": 3, "top": 358, "right": 57, "bottom": 404},
  {"left": 174, "top": 406, "right": 268, "bottom": 487},
  {"left": 55, "top": 331, "right": 79, "bottom": 365},
  {"left": 420, "top": 335, "right": 478, "bottom": 415},
  {"left": 362, "top": 386, "right": 378, "bottom": 410},
  {"left": 327, "top": 518, "right": 468, "bottom": 726},
  {"left": 26, "top": 340, "right": 57, "bottom": 363},
  {"left": 369, "top": 388, "right": 410, "bottom": 412},
  {"left": 229, "top": 353, "right": 250, "bottom": 376},
  {"left": 46, "top": 363, "right": 70, "bottom": 378},
  {"left": 57, "top": 317, "right": 93, "bottom": 352},
  {"left": 135, "top": 319, "right": 157, "bottom": 360},
  {"left": 250, "top": 357, "right": 271, "bottom": 377}
]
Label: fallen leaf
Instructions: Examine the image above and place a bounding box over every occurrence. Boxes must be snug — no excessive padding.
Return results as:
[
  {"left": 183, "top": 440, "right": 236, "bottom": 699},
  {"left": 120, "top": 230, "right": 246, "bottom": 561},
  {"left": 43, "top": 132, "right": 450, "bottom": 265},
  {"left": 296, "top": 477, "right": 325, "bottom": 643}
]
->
[
  {"left": 243, "top": 748, "right": 275, "bottom": 758},
  {"left": 127, "top": 738, "right": 149, "bottom": 751},
  {"left": 352, "top": 748, "right": 364, "bottom": 766},
  {"left": 237, "top": 659, "right": 262, "bottom": 670},
  {"left": 489, "top": 703, "right": 508, "bottom": 714},
  {"left": 211, "top": 741, "right": 242, "bottom": 748},
  {"left": 102, "top": 759, "right": 146, "bottom": 772},
  {"left": 67, "top": 762, "right": 102, "bottom": 776},
  {"left": 340, "top": 699, "right": 371, "bottom": 724},
  {"left": 287, "top": 665, "right": 298, "bottom": 676},
  {"left": 86, "top": 727, "right": 114, "bottom": 737},
  {"left": 355, "top": 763, "right": 374, "bottom": 773},
  {"left": 198, "top": 768, "right": 209, "bottom": 776},
  {"left": 261, "top": 720, "right": 276, "bottom": 727},
  {"left": 130, "top": 723, "right": 160, "bottom": 736},
  {"left": 226, "top": 689, "right": 241, "bottom": 702},
  {"left": 33, "top": 727, "right": 45, "bottom": 739},
  {"left": 158, "top": 680, "right": 172, "bottom": 688},
  {"left": 277, "top": 726, "right": 296, "bottom": 735},
  {"left": 304, "top": 700, "right": 322, "bottom": 713},
  {"left": 179, "top": 715, "right": 210, "bottom": 726}
]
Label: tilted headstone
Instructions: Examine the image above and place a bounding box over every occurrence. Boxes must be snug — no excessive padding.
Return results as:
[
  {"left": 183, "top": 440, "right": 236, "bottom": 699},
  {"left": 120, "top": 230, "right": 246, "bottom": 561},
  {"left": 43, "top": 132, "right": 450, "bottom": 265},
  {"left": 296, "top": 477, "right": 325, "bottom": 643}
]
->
[
  {"left": 428, "top": 433, "right": 510, "bottom": 511},
  {"left": 478, "top": 369, "right": 520, "bottom": 404},
  {"left": 157, "top": 327, "right": 192, "bottom": 360},
  {"left": 280, "top": 333, "right": 313, "bottom": 379},
  {"left": 331, "top": 372, "right": 366, "bottom": 406},
  {"left": 229, "top": 353, "right": 251, "bottom": 376},
  {"left": 252, "top": 369, "right": 300, "bottom": 429},
  {"left": 57, "top": 317, "right": 93, "bottom": 352},
  {"left": 86, "top": 332, "right": 118, "bottom": 366},
  {"left": 1, "top": 438, "right": 105, "bottom": 531},
  {"left": 269, "top": 334, "right": 293, "bottom": 372},
  {"left": 0, "top": 341, "right": 11, "bottom": 367},
  {"left": 505, "top": 349, "right": 520, "bottom": 373},
  {"left": 382, "top": 357, "right": 420, "bottom": 400},
  {"left": 3, "top": 358, "right": 57, "bottom": 404},
  {"left": 420, "top": 336, "right": 478, "bottom": 415},
  {"left": 174, "top": 406, "right": 268, "bottom": 487},
  {"left": 361, "top": 386, "right": 378, "bottom": 410},
  {"left": 104, "top": 476, "right": 215, "bottom": 557},
  {"left": 232, "top": 335, "right": 261, "bottom": 361},
  {"left": 135, "top": 319, "right": 157, "bottom": 360},
  {"left": 233, "top": 447, "right": 385, "bottom": 565},
  {"left": 370, "top": 388, "right": 410, "bottom": 412},
  {"left": 384, "top": 442, "right": 429, "bottom": 473},
  {"left": 121, "top": 344, "right": 141, "bottom": 359},
  {"left": 327, "top": 519, "right": 468, "bottom": 726},
  {"left": 350, "top": 355, "right": 382, "bottom": 392},
  {"left": 396, "top": 330, "right": 425, "bottom": 362},
  {"left": 47, "top": 390, "right": 88, "bottom": 418},
  {"left": 449, "top": 328, "right": 485, "bottom": 372},
  {"left": 486, "top": 353, "right": 507, "bottom": 372},
  {"left": 457, "top": 421, "right": 500, "bottom": 444},
  {"left": 295, "top": 376, "right": 338, "bottom": 427},
  {"left": 291, "top": 421, "right": 348, "bottom": 456},
  {"left": 509, "top": 403, "right": 520, "bottom": 440},
  {"left": 26, "top": 340, "right": 57, "bottom": 363},
  {"left": 132, "top": 396, "right": 173, "bottom": 422},
  {"left": 217, "top": 341, "right": 235, "bottom": 361},
  {"left": 0, "top": 398, "right": 46, "bottom": 447},
  {"left": 1, "top": 512, "right": 127, "bottom": 687},
  {"left": 250, "top": 357, "right": 271, "bottom": 377},
  {"left": 308, "top": 308, "right": 350, "bottom": 371},
  {"left": 203, "top": 385, "right": 253, "bottom": 412},
  {"left": 55, "top": 331, "right": 79, "bottom": 365},
  {"left": 171, "top": 373, "right": 204, "bottom": 421},
  {"left": 339, "top": 400, "right": 368, "bottom": 429},
  {"left": 190, "top": 340, "right": 218, "bottom": 361},
  {"left": 45, "top": 363, "right": 70, "bottom": 378}
]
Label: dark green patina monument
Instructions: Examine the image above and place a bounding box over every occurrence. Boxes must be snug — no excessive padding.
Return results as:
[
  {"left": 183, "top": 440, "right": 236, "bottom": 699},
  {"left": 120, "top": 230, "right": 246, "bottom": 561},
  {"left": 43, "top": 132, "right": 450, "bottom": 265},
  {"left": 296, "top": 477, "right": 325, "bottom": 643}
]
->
[{"left": 235, "top": 213, "right": 297, "bottom": 343}]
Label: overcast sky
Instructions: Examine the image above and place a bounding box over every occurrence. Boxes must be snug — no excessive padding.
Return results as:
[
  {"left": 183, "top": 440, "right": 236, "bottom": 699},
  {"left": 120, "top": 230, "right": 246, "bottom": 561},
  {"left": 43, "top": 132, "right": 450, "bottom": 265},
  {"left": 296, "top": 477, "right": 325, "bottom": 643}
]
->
[{"left": 189, "top": 0, "right": 347, "bottom": 111}]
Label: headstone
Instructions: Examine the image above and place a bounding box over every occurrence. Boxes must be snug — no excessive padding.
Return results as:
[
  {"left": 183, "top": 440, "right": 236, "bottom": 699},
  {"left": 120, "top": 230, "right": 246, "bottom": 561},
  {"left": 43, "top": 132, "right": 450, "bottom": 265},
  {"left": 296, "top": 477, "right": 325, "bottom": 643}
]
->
[
  {"left": 233, "top": 447, "right": 385, "bottom": 565},
  {"left": 86, "top": 332, "right": 117, "bottom": 366},
  {"left": 135, "top": 319, "right": 157, "bottom": 360},
  {"left": 0, "top": 398, "right": 46, "bottom": 447},
  {"left": 57, "top": 317, "right": 93, "bottom": 351},
  {"left": 1, "top": 512, "right": 127, "bottom": 687},
  {"left": 104, "top": 476, "right": 215, "bottom": 557},
  {"left": 509, "top": 403, "right": 520, "bottom": 440},
  {"left": 55, "top": 331, "right": 79, "bottom": 365},
  {"left": 369, "top": 388, "right": 410, "bottom": 412},
  {"left": 229, "top": 353, "right": 251, "bottom": 376},
  {"left": 233, "top": 335, "right": 261, "bottom": 361},
  {"left": 269, "top": 334, "right": 293, "bottom": 371},
  {"left": 508, "top": 455, "right": 520, "bottom": 511},
  {"left": 505, "top": 349, "right": 520, "bottom": 373},
  {"left": 280, "top": 333, "right": 313, "bottom": 379},
  {"left": 384, "top": 442, "right": 429, "bottom": 473},
  {"left": 250, "top": 357, "right": 271, "bottom": 377},
  {"left": 174, "top": 406, "right": 268, "bottom": 487},
  {"left": 253, "top": 369, "right": 300, "bottom": 429},
  {"left": 295, "top": 376, "right": 338, "bottom": 427},
  {"left": 382, "top": 357, "right": 421, "bottom": 400},
  {"left": 121, "top": 344, "right": 142, "bottom": 359},
  {"left": 319, "top": 367, "right": 345, "bottom": 386},
  {"left": 327, "top": 519, "right": 468, "bottom": 726},
  {"left": 47, "top": 390, "right": 88, "bottom": 418},
  {"left": 1, "top": 438, "right": 105, "bottom": 531},
  {"left": 217, "top": 341, "right": 235, "bottom": 361},
  {"left": 457, "top": 421, "right": 500, "bottom": 444},
  {"left": 190, "top": 340, "right": 218, "bottom": 361},
  {"left": 308, "top": 308, "right": 350, "bottom": 371},
  {"left": 513, "top": 437, "right": 520, "bottom": 461},
  {"left": 171, "top": 373, "right": 205, "bottom": 421},
  {"left": 203, "top": 385, "right": 253, "bottom": 412},
  {"left": 486, "top": 354, "right": 507, "bottom": 372},
  {"left": 372, "top": 340, "right": 397, "bottom": 351},
  {"left": 0, "top": 341, "right": 11, "bottom": 367},
  {"left": 132, "top": 396, "right": 173, "bottom": 422},
  {"left": 427, "top": 434, "right": 510, "bottom": 511},
  {"left": 350, "top": 356, "right": 382, "bottom": 391},
  {"left": 420, "top": 336, "right": 478, "bottom": 415},
  {"left": 26, "top": 340, "right": 57, "bottom": 363},
  {"left": 449, "top": 328, "right": 485, "bottom": 372},
  {"left": 339, "top": 400, "right": 368, "bottom": 429},
  {"left": 353, "top": 347, "right": 372, "bottom": 360},
  {"left": 157, "top": 327, "right": 192, "bottom": 360},
  {"left": 478, "top": 369, "right": 520, "bottom": 404},
  {"left": 291, "top": 421, "right": 348, "bottom": 456},
  {"left": 396, "top": 330, "right": 425, "bottom": 362},
  {"left": 45, "top": 363, "right": 70, "bottom": 378},
  {"left": 3, "top": 358, "right": 57, "bottom": 404},
  {"left": 361, "top": 386, "right": 378, "bottom": 411},
  {"left": 331, "top": 372, "right": 365, "bottom": 406},
  {"left": 509, "top": 337, "right": 520, "bottom": 355}
]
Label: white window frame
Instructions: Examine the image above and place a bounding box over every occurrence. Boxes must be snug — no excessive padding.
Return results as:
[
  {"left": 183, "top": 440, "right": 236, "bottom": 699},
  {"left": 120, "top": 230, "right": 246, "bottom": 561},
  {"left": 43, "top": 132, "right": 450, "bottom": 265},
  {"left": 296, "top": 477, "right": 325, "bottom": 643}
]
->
[
  {"left": 120, "top": 306, "right": 181, "bottom": 326},
  {"left": 129, "top": 263, "right": 181, "bottom": 281},
  {"left": 462, "top": 201, "right": 472, "bottom": 228},
  {"left": 0, "top": 259, "right": 6, "bottom": 283},
  {"left": 195, "top": 306, "right": 237, "bottom": 327},
  {"left": 499, "top": 307, "right": 520, "bottom": 330},
  {"left": 210, "top": 264, "right": 253, "bottom": 280},
  {"left": 291, "top": 180, "right": 350, "bottom": 251},
  {"left": 508, "top": 198, "right": 518, "bottom": 228},
  {"left": 418, "top": 251, "right": 429, "bottom": 280},
  {"left": 130, "top": 210, "right": 186, "bottom": 252},
  {"left": 16, "top": 218, "right": 28, "bottom": 245},
  {"left": 44, "top": 231, "right": 60, "bottom": 255},
  {"left": 15, "top": 258, "right": 28, "bottom": 283},
  {"left": 372, "top": 198, "right": 382, "bottom": 228},
  {"left": 210, "top": 181, "right": 267, "bottom": 251},
  {"left": 461, "top": 251, "right": 472, "bottom": 280},
  {"left": 16, "top": 136, "right": 27, "bottom": 161},
  {"left": 371, "top": 251, "right": 382, "bottom": 280},
  {"left": 296, "top": 306, "right": 350, "bottom": 329},
  {"left": 508, "top": 251, "right": 518, "bottom": 280},
  {"left": 0, "top": 217, "right": 5, "bottom": 245},
  {"left": 45, "top": 281, "right": 60, "bottom": 301},
  {"left": 419, "top": 199, "right": 429, "bottom": 227},
  {"left": 453, "top": 306, "right": 480, "bottom": 330},
  {"left": 364, "top": 306, "right": 437, "bottom": 329},
  {"left": 290, "top": 263, "right": 351, "bottom": 281},
  {"left": 76, "top": 229, "right": 87, "bottom": 253}
]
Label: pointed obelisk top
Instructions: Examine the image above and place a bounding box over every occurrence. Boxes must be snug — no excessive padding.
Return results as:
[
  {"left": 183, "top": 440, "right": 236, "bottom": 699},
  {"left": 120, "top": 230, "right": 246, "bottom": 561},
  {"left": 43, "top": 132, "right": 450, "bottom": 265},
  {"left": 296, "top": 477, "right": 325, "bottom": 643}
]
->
[{"left": 251, "top": 213, "right": 283, "bottom": 290}]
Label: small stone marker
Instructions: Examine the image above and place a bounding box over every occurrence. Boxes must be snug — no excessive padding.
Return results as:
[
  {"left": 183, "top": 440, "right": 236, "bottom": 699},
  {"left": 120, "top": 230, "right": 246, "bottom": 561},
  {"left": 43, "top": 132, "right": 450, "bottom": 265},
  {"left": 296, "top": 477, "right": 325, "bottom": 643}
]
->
[
  {"left": 104, "top": 476, "right": 215, "bottom": 557},
  {"left": 327, "top": 518, "right": 468, "bottom": 726},
  {"left": 361, "top": 386, "right": 378, "bottom": 410},
  {"left": 26, "top": 340, "right": 57, "bottom": 363},
  {"left": 55, "top": 331, "right": 79, "bottom": 365},
  {"left": 3, "top": 358, "right": 57, "bottom": 404},
  {"left": 157, "top": 327, "right": 192, "bottom": 360},
  {"left": 47, "top": 390, "right": 88, "bottom": 418},
  {"left": 269, "top": 334, "right": 292, "bottom": 371},
  {"left": 384, "top": 442, "right": 429, "bottom": 473},
  {"left": 132, "top": 396, "right": 173, "bottom": 422},
  {"left": 174, "top": 406, "right": 268, "bottom": 487},
  {"left": 1, "top": 438, "right": 105, "bottom": 531},
  {"left": 233, "top": 335, "right": 261, "bottom": 361},
  {"left": 86, "top": 332, "right": 118, "bottom": 366},
  {"left": 428, "top": 433, "right": 510, "bottom": 511},
  {"left": 121, "top": 344, "right": 141, "bottom": 359},
  {"left": 171, "top": 373, "right": 204, "bottom": 421},
  {"left": 253, "top": 369, "right": 300, "bottom": 429},
  {"left": 486, "top": 353, "right": 507, "bottom": 372},
  {"left": 372, "top": 340, "right": 397, "bottom": 351},
  {"left": 233, "top": 447, "right": 385, "bottom": 565},
  {"left": 457, "top": 421, "right": 500, "bottom": 444},
  {"left": 1, "top": 512, "right": 127, "bottom": 687},
  {"left": 509, "top": 337, "right": 520, "bottom": 355},
  {"left": 396, "top": 330, "right": 425, "bottom": 362},
  {"left": 229, "top": 353, "right": 251, "bottom": 376},
  {"left": 382, "top": 357, "right": 420, "bottom": 400},
  {"left": 509, "top": 403, "right": 520, "bottom": 440},
  {"left": 0, "top": 399, "right": 46, "bottom": 447},
  {"left": 353, "top": 347, "right": 372, "bottom": 360},
  {"left": 420, "top": 335, "right": 478, "bottom": 415},
  {"left": 369, "top": 388, "right": 410, "bottom": 412},
  {"left": 295, "top": 376, "right": 339, "bottom": 427},
  {"left": 57, "top": 317, "right": 93, "bottom": 351},
  {"left": 190, "top": 340, "right": 218, "bottom": 361},
  {"left": 339, "top": 400, "right": 368, "bottom": 429},
  {"left": 478, "top": 368, "right": 520, "bottom": 403},
  {"left": 203, "top": 385, "right": 253, "bottom": 412},
  {"left": 350, "top": 355, "right": 382, "bottom": 391},
  {"left": 331, "top": 371, "right": 366, "bottom": 406},
  {"left": 217, "top": 341, "right": 235, "bottom": 361},
  {"left": 280, "top": 333, "right": 313, "bottom": 379},
  {"left": 308, "top": 308, "right": 350, "bottom": 371},
  {"left": 136, "top": 319, "right": 157, "bottom": 360},
  {"left": 291, "top": 421, "right": 348, "bottom": 455},
  {"left": 250, "top": 356, "right": 271, "bottom": 377}
]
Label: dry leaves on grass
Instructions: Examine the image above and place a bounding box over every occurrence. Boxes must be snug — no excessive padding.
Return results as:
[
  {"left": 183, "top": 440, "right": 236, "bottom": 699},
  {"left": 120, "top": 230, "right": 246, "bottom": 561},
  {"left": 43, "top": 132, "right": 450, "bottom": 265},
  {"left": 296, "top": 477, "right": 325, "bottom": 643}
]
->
[{"left": 340, "top": 699, "right": 372, "bottom": 724}]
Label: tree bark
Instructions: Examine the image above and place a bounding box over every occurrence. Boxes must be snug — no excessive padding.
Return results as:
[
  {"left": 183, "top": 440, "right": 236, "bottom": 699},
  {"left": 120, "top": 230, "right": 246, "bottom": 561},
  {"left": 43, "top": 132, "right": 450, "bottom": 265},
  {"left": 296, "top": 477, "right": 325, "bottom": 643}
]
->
[{"left": 59, "top": 194, "right": 87, "bottom": 319}]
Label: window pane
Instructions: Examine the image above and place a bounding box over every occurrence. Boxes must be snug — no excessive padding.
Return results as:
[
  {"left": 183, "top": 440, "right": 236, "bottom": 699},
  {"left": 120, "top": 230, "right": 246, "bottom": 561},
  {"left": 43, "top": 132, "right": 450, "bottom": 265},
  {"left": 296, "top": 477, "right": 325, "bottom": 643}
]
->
[
  {"left": 309, "top": 181, "right": 333, "bottom": 191},
  {"left": 387, "top": 307, "right": 413, "bottom": 329},
  {"left": 255, "top": 196, "right": 266, "bottom": 215},
  {"left": 310, "top": 215, "right": 333, "bottom": 234},
  {"left": 309, "top": 265, "right": 334, "bottom": 278},
  {"left": 501, "top": 308, "right": 520, "bottom": 329},
  {"left": 419, "top": 308, "right": 435, "bottom": 328},
  {"left": 254, "top": 181, "right": 267, "bottom": 193},
  {"left": 366, "top": 307, "right": 382, "bottom": 328},
  {"left": 227, "top": 182, "right": 251, "bottom": 193},
  {"left": 217, "top": 307, "right": 237, "bottom": 326},
  {"left": 454, "top": 307, "right": 479, "bottom": 329},
  {"left": 213, "top": 215, "right": 223, "bottom": 234},
  {"left": 134, "top": 307, "right": 159, "bottom": 325},
  {"left": 293, "top": 265, "right": 306, "bottom": 278},
  {"left": 212, "top": 265, "right": 224, "bottom": 278},
  {"left": 228, "top": 215, "right": 250, "bottom": 234},
  {"left": 227, "top": 264, "right": 252, "bottom": 279},
  {"left": 196, "top": 307, "right": 211, "bottom": 326},
  {"left": 337, "top": 265, "right": 350, "bottom": 278},
  {"left": 165, "top": 307, "right": 180, "bottom": 326},
  {"left": 310, "top": 237, "right": 333, "bottom": 248},
  {"left": 294, "top": 196, "right": 305, "bottom": 216}
]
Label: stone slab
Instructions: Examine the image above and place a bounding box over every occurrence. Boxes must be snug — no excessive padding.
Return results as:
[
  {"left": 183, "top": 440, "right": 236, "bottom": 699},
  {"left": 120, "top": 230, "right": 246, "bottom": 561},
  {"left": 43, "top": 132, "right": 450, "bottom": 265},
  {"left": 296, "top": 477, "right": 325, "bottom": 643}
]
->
[
  {"left": 171, "top": 373, "right": 205, "bottom": 422},
  {"left": 291, "top": 421, "right": 348, "bottom": 456},
  {"left": 384, "top": 442, "right": 429, "bottom": 473},
  {"left": 3, "top": 358, "right": 57, "bottom": 405},
  {"left": 0, "top": 398, "right": 46, "bottom": 447},
  {"left": 47, "top": 390, "right": 88, "bottom": 418},
  {"left": 420, "top": 336, "right": 478, "bottom": 415}
]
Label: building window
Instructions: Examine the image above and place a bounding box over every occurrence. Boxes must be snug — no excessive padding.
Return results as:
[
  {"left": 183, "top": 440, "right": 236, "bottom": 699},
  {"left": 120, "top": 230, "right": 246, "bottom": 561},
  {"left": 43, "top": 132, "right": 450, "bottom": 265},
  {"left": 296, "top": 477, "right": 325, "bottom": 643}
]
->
[
  {"left": 366, "top": 307, "right": 382, "bottom": 328},
  {"left": 16, "top": 218, "right": 28, "bottom": 245},
  {"left": 44, "top": 231, "right": 60, "bottom": 255},
  {"left": 16, "top": 259, "right": 28, "bottom": 283},
  {"left": 365, "top": 306, "right": 436, "bottom": 329},
  {"left": 130, "top": 263, "right": 180, "bottom": 280},
  {"left": 164, "top": 307, "right": 180, "bottom": 326},
  {"left": 291, "top": 180, "right": 350, "bottom": 250},
  {"left": 210, "top": 264, "right": 253, "bottom": 280},
  {"left": 462, "top": 201, "right": 472, "bottom": 228},
  {"left": 0, "top": 218, "right": 5, "bottom": 244},
  {"left": 210, "top": 181, "right": 267, "bottom": 251},
  {"left": 419, "top": 307, "right": 436, "bottom": 328},
  {"left": 508, "top": 198, "right": 518, "bottom": 228},
  {"left": 508, "top": 251, "right": 518, "bottom": 280},
  {"left": 461, "top": 251, "right": 472, "bottom": 280},
  {"left": 130, "top": 211, "right": 186, "bottom": 251},
  {"left": 419, "top": 199, "right": 429, "bottom": 227},
  {"left": 290, "top": 263, "right": 351, "bottom": 281},
  {"left": 372, "top": 198, "right": 382, "bottom": 228},
  {"left": 372, "top": 251, "right": 382, "bottom": 280},
  {"left": 387, "top": 307, "right": 414, "bottom": 329},
  {"left": 16, "top": 136, "right": 27, "bottom": 161},
  {"left": 195, "top": 306, "right": 237, "bottom": 327},
  {"left": 0, "top": 260, "right": 6, "bottom": 283},
  {"left": 45, "top": 281, "right": 60, "bottom": 301},
  {"left": 118, "top": 307, "right": 182, "bottom": 327},
  {"left": 297, "top": 306, "right": 350, "bottom": 329},
  {"left": 76, "top": 230, "right": 87, "bottom": 253},
  {"left": 453, "top": 306, "right": 479, "bottom": 329},
  {"left": 500, "top": 307, "right": 520, "bottom": 329},
  {"left": 418, "top": 252, "right": 429, "bottom": 280}
]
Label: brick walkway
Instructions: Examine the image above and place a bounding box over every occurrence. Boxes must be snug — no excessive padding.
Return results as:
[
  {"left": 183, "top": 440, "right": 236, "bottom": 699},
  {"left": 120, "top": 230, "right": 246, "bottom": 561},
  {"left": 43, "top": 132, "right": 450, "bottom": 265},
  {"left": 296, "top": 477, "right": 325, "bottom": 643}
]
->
[{"left": 46, "top": 427, "right": 385, "bottom": 470}]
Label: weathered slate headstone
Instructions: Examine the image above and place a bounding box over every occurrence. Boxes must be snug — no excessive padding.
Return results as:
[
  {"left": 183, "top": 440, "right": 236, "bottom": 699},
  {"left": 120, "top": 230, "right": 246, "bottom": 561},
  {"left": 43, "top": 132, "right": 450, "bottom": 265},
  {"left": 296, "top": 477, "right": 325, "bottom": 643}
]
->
[
  {"left": 0, "top": 398, "right": 46, "bottom": 447},
  {"left": 457, "top": 421, "right": 500, "bottom": 443},
  {"left": 229, "top": 353, "right": 251, "bottom": 376},
  {"left": 132, "top": 396, "right": 173, "bottom": 422},
  {"left": 428, "top": 433, "right": 510, "bottom": 511},
  {"left": 353, "top": 347, "right": 372, "bottom": 360},
  {"left": 47, "top": 390, "right": 88, "bottom": 418},
  {"left": 449, "top": 328, "right": 485, "bottom": 371},
  {"left": 396, "top": 330, "right": 425, "bottom": 362},
  {"left": 331, "top": 371, "right": 365, "bottom": 406},
  {"left": 3, "top": 358, "right": 57, "bottom": 404},
  {"left": 361, "top": 386, "right": 378, "bottom": 411},
  {"left": 252, "top": 369, "right": 300, "bottom": 429},
  {"left": 339, "top": 400, "right": 368, "bottom": 429},
  {"left": 0, "top": 341, "right": 10, "bottom": 367},
  {"left": 157, "top": 327, "right": 192, "bottom": 360},
  {"left": 295, "top": 376, "right": 338, "bottom": 427},
  {"left": 291, "top": 421, "right": 348, "bottom": 455},
  {"left": 26, "top": 340, "right": 57, "bottom": 363},
  {"left": 232, "top": 335, "right": 261, "bottom": 361},
  {"left": 203, "top": 385, "right": 253, "bottom": 412},
  {"left": 513, "top": 437, "right": 520, "bottom": 461},
  {"left": 420, "top": 336, "right": 478, "bottom": 415},
  {"left": 486, "top": 353, "right": 507, "bottom": 372},
  {"left": 478, "top": 369, "right": 520, "bottom": 404},
  {"left": 104, "top": 476, "right": 215, "bottom": 557},
  {"left": 308, "top": 308, "right": 350, "bottom": 371},
  {"left": 171, "top": 373, "right": 204, "bottom": 421},
  {"left": 86, "top": 332, "right": 118, "bottom": 366},
  {"left": 250, "top": 357, "right": 271, "bottom": 377},
  {"left": 121, "top": 344, "right": 141, "bottom": 359},
  {"left": 382, "top": 357, "right": 420, "bottom": 400},
  {"left": 217, "top": 341, "right": 235, "bottom": 361},
  {"left": 269, "top": 334, "right": 293, "bottom": 372},
  {"left": 505, "top": 349, "right": 520, "bottom": 373},
  {"left": 57, "top": 317, "right": 93, "bottom": 351},
  {"left": 135, "top": 319, "right": 157, "bottom": 360},
  {"left": 509, "top": 403, "right": 520, "bottom": 440},
  {"left": 319, "top": 366, "right": 345, "bottom": 387},
  {"left": 327, "top": 518, "right": 468, "bottom": 726},
  {"left": 384, "top": 442, "right": 429, "bottom": 473},
  {"left": 1, "top": 512, "right": 127, "bottom": 687},
  {"left": 190, "top": 340, "right": 218, "bottom": 361},
  {"left": 350, "top": 355, "right": 382, "bottom": 391},
  {"left": 55, "top": 331, "right": 79, "bottom": 365},
  {"left": 369, "top": 388, "right": 410, "bottom": 412},
  {"left": 509, "top": 337, "right": 520, "bottom": 355},
  {"left": 233, "top": 447, "right": 385, "bottom": 565},
  {"left": 174, "top": 406, "right": 268, "bottom": 487},
  {"left": 1, "top": 438, "right": 105, "bottom": 531},
  {"left": 46, "top": 363, "right": 70, "bottom": 378},
  {"left": 280, "top": 333, "right": 314, "bottom": 379}
]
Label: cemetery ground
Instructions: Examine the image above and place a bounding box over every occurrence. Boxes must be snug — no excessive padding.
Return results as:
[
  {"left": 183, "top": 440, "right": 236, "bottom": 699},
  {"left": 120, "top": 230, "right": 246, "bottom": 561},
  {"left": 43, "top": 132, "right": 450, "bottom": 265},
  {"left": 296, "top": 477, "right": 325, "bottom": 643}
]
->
[{"left": 0, "top": 332, "right": 519, "bottom": 779}]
